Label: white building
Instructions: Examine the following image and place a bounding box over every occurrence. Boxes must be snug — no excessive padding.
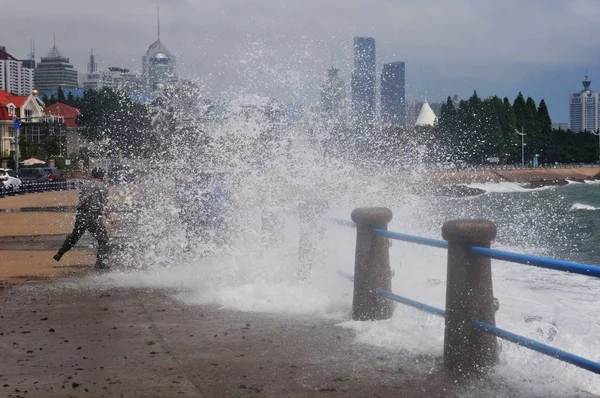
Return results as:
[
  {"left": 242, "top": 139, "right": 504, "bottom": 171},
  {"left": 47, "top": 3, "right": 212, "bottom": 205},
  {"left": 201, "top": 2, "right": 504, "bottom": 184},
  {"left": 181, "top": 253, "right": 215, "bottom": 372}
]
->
[
  {"left": 415, "top": 101, "right": 438, "bottom": 126},
  {"left": 108, "top": 67, "right": 143, "bottom": 94},
  {"left": 0, "top": 46, "right": 35, "bottom": 96},
  {"left": 570, "top": 74, "right": 600, "bottom": 132},
  {"left": 82, "top": 49, "right": 113, "bottom": 90}
]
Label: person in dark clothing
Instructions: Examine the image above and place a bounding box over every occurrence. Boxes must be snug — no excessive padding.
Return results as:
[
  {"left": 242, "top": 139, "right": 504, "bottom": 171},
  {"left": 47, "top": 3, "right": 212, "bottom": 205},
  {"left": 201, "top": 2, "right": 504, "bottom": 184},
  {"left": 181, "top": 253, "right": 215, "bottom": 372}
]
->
[{"left": 53, "top": 168, "right": 112, "bottom": 269}]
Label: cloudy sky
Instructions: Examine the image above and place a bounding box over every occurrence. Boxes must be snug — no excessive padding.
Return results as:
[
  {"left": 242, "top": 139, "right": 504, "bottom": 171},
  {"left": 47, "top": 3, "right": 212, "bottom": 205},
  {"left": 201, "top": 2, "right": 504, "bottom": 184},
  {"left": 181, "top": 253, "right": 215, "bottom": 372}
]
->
[{"left": 4, "top": 0, "right": 600, "bottom": 121}]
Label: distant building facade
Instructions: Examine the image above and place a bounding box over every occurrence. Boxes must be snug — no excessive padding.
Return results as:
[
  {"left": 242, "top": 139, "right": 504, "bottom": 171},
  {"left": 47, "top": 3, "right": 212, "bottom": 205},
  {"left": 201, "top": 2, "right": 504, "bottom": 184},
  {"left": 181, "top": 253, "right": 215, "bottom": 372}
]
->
[
  {"left": 109, "top": 67, "right": 143, "bottom": 94},
  {"left": 142, "top": 10, "right": 177, "bottom": 92},
  {"left": 34, "top": 45, "right": 79, "bottom": 92},
  {"left": 351, "top": 37, "right": 376, "bottom": 126},
  {"left": 380, "top": 62, "right": 406, "bottom": 125},
  {"left": 320, "top": 68, "right": 345, "bottom": 123},
  {"left": 0, "top": 46, "right": 35, "bottom": 96},
  {"left": 570, "top": 74, "right": 599, "bottom": 132},
  {"left": 82, "top": 49, "right": 113, "bottom": 90}
]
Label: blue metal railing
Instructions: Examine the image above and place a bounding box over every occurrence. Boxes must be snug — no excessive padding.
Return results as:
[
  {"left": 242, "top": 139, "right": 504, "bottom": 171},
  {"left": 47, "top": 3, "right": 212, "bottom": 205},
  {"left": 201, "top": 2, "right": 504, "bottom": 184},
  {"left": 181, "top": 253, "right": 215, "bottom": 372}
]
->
[
  {"left": 373, "top": 229, "right": 448, "bottom": 249},
  {"left": 374, "top": 288, "right": 445, "bottom": 317},
  {"left": 471, "top": 246, "right": 600, "bottom": 278},
  {"left": 473, "top": 320, "right": 600, "bottom": 375},
  {"left": 329, "top": 217, "right": 600, "bottom": 375}
]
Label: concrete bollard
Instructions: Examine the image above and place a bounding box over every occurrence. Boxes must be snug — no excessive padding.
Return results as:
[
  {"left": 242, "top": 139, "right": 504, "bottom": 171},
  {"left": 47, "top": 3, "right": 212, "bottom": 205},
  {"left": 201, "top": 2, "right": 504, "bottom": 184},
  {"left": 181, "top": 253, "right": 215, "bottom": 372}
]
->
[
  {"left": 350, "top": 207, "right": 394, "bottom": 321},
  {"left": 297, "top": 201, "right": 327, "bottom": 281},
  {"left": 442, "top": 219, "right": 498, "bottom": 375}
]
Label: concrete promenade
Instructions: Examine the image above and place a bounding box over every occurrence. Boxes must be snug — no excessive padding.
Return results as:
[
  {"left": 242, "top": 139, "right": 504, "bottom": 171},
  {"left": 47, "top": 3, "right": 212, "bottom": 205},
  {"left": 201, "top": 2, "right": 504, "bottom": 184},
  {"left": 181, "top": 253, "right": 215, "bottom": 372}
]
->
[
  {"left": 2, "top": 282, "right": 551, "bottom": 398},
  {"left": 1, "top": 188, "right": 595, "bottom": 397}
]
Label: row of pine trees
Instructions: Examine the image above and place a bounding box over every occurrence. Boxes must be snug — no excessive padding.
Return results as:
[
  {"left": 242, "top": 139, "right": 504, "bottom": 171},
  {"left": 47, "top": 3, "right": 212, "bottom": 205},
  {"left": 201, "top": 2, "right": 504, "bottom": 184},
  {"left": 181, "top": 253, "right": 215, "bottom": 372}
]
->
[{"left": 357, "top": 91, "right": 600, "bottom": 166}]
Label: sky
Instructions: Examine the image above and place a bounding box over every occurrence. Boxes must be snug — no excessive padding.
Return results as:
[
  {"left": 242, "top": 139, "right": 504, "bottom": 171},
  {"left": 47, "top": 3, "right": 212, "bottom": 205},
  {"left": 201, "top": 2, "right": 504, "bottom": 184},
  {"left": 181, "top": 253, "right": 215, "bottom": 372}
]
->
[{"left": 4, "top": 0, "right": 600, "bottom": 122}]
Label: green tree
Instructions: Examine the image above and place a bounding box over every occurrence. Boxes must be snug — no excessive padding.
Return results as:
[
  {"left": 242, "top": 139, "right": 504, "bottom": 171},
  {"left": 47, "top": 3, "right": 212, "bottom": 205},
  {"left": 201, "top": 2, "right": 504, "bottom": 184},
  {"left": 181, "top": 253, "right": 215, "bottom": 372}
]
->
[
  {"left": 66, "top": 91, "right": 75, "bottom": 106},
  {"left": 76, "top": 88, "right": 155, "bottom": 158},
  {"left": 57, "top": 86, "right": 66, "bottom": 103}
]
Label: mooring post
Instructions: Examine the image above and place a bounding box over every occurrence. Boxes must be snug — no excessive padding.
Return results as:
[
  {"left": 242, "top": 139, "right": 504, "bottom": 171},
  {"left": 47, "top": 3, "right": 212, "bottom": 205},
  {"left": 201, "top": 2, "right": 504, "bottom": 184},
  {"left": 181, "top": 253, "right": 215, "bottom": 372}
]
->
[
  {"left": 297, "top": 201, "right": 326, "bottom": 281},
  {"left": 442, "top": 219, "right": 498, "bottom": 375},
  {"left": 350, "top": 207, "right": 394, "bottom": 321}
]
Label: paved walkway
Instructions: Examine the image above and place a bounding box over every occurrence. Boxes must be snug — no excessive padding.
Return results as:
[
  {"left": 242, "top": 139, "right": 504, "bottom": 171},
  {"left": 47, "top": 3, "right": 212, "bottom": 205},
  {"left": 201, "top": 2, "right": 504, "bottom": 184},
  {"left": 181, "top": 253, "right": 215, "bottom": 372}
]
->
[{"left": 2, "top": 281, "right": 588, "bottom": 398}]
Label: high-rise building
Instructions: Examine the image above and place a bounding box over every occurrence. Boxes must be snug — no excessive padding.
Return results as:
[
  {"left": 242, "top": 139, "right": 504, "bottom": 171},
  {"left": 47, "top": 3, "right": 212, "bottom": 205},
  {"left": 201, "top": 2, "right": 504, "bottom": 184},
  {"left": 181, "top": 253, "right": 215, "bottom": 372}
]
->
[
  {"left": 142, "top": 8, "right": 177, "bottom": 92},
  {"left": 0, "top": 46, "right": 35, "bottom": 96},
  {"left": 351, "top": 37, "right": 376, "bottom": 126},
  {"left": 109, "top": 67, "right": 143, "bottom": 94},
  {"left": 34, "top": 42, "right": 79, "bottom": 92},
  {"left": 83, "top": 49, "right": 113, "bottom": 90},
  {"left": 380, "top": 62, "right": 405, "bottom": 126},
  {"left": 570, "top": 74, "right": 600, "bottom": 132},
  {"left": 320, "top": 68, "right": 345, "bottom": 123}
]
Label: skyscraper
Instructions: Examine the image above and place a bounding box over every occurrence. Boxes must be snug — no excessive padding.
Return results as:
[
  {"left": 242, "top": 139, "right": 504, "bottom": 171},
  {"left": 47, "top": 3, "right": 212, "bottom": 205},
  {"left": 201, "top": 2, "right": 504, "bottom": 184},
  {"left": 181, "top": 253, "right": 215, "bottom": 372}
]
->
[
  {"left": 0, "top": 46, "right": 35, "bottom": 96},
  {"left": 83, "top": 49, "right": 113, "bottom": 90},
  {"left": 34, "top": 42, "right": 79, "bottom": 92},
  {"left": 351, "top": 37, "right": 376, "bottom": 126},
  {"left": 320, "top": 68, "right": 345, "bottom": 123},
  {"left": 380, "top": 62, "right": 405, "bottom": 126},
  {"left": 570, "top": 73, "right": 599, "bottom": 132},
  {"left": 142, "top": 8, "right": 177, "bottom": 92}
]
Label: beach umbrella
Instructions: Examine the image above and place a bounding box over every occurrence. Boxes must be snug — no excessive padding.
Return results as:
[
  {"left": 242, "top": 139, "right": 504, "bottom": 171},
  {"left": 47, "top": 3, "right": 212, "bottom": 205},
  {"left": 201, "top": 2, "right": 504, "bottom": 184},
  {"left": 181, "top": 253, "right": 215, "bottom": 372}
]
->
[{"left": 21, "top": 157, "right": 46, "bottom": 166}]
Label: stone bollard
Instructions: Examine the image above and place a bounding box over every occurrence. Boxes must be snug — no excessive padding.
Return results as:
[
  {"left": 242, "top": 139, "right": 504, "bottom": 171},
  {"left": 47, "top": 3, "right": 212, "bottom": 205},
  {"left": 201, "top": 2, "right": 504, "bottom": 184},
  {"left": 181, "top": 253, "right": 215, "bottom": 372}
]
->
[
  {"left": 297, "top": 201, "right": 327, "bottom": 281},
  {"left": 350, "top": 207, "right": 394, "bottom": 321},
  {"left": 442, "top": 219, "right": 498, "bottom": 375}
]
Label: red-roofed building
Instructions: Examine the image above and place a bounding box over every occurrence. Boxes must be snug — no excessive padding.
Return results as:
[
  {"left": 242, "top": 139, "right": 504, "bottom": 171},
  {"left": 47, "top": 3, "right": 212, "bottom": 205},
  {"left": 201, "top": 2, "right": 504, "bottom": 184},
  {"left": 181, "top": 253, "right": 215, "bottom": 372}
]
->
[
  {"left": 44, "top": 102, "right": 85, "bottom": 155},
  {"left": 0, "top": 89, "right": 45, "bottom": 156},
  {"left": 0, "top": 89, "right": 69, "bottom": 158},
  {"left": 44, "top": 103, "right": 79, "bottom": 128}
]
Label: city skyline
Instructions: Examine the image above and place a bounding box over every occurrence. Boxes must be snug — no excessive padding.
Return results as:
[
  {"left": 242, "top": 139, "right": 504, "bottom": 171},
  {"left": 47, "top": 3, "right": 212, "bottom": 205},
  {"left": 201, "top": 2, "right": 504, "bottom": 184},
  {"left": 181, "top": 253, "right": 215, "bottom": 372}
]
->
[{"left": 3, "top": 0, "right": 600, "bottom": 122}]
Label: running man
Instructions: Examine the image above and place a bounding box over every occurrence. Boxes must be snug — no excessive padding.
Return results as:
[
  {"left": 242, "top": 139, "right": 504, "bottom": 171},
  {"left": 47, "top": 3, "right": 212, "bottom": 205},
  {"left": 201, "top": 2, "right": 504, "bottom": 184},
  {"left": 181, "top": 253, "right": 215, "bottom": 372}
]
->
[{"left": 53, "top": 168, "right": 112, "bottom": 269}]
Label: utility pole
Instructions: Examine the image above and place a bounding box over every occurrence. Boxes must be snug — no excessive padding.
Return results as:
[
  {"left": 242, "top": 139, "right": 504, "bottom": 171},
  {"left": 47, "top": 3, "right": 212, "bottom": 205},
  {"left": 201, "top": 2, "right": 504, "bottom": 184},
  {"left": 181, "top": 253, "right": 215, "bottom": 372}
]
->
[{"left": 515, "top": 128, "right": 526, "bottom": 167}]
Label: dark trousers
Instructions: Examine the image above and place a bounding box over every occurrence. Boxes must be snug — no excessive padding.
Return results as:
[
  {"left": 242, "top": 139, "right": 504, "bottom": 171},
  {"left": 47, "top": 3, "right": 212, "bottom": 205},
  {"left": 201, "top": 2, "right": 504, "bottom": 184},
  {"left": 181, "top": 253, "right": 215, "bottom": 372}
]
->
[{"left": 58, "top": 210, "right": 110, "bottom": 265}]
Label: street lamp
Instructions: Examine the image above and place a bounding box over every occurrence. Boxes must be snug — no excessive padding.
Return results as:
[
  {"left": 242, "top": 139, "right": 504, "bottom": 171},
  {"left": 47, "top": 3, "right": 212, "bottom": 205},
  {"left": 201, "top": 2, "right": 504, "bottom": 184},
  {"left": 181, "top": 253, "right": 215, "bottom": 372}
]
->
[
  {"left": 13, "top": 118, "right": 21, "bottom": 173},
  {"left": 515, "top": 128, "right": 526, "bottom": 167},
  {"left": 592, "top": 130, "right": 600, "bottom": 163}
]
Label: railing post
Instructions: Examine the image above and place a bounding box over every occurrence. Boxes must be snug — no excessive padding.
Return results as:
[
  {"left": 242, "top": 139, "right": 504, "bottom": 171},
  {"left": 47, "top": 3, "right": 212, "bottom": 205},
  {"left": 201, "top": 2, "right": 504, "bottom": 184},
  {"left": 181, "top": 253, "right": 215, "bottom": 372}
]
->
[
  {"left": 350, "top": 207, "right": 394, "bottom": 321},
  {"left": 297, "top": 201, "right": 326, "bottom": 281},
  {"left": 442, "top": 219, "right": 498, "bottom": 375}
]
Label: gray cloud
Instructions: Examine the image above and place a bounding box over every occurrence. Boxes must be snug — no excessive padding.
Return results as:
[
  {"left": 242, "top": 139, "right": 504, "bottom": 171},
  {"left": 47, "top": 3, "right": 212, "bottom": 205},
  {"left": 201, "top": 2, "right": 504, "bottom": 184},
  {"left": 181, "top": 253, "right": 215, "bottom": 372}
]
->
[{"left": 3, "top": 0, "right": 599, "bottom": 114}]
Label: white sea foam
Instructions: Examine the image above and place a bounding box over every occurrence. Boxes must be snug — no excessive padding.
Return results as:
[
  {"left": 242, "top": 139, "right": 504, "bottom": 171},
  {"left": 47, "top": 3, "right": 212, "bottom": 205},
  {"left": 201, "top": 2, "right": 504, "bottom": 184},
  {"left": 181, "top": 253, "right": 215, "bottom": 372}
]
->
[
  {"left": 569, "top": 203, "right": 600, "bottom": 211},
  {"left": 464, "top": 181, "right": 555, "bottom": 193}
]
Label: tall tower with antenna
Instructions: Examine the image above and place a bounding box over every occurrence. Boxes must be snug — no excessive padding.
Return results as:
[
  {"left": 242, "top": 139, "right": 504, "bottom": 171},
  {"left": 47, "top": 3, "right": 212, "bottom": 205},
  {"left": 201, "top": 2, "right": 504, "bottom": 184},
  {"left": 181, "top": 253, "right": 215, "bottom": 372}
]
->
[
  {"left": 87, "top": 48, "right": 97, "bottom": 73},
  {"left": 141, "top": 6, "right": 177, "bottom": 92}
]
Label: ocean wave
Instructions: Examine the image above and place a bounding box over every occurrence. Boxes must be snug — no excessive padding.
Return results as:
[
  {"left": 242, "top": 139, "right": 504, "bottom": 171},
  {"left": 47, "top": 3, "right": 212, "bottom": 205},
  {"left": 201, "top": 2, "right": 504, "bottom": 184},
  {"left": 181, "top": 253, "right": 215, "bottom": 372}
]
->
[
  {"left": 569, "top": 203, "right": 600, "bottom": 211},
  {"left": 464, "top": 181, "right": 553, "bottom": 193}
]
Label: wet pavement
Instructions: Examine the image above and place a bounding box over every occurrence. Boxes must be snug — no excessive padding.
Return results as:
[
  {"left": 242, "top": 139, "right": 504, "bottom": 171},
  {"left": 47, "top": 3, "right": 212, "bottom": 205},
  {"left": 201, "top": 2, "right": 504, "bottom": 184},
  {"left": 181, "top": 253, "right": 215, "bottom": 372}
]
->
[
  {"left": 0, "top": 235, "right": 95, "bottom": 251},
  {"left": 1, "top": 282, "right": 590, "bottom": 398}
]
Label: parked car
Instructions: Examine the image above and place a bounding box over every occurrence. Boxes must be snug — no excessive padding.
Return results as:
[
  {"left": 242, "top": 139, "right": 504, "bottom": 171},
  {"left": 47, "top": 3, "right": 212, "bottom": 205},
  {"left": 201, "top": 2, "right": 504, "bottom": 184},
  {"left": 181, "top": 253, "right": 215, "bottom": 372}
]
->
[
  {"left": 0, "top": 168, "right": 22, "bottom": 190},
  {"left": 44, "top": 167, "right": 67, "bottom": 182},
  {"left": 18, "top": 167, "right": 51, "bottom": 184}
]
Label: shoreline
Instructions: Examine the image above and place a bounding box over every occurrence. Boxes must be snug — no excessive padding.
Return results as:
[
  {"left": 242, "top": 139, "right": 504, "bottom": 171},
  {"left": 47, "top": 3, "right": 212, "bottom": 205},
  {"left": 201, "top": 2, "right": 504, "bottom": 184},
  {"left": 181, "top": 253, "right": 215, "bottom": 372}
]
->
[{"left": 423, "top": 166, "right": 600, "bottom": 197}]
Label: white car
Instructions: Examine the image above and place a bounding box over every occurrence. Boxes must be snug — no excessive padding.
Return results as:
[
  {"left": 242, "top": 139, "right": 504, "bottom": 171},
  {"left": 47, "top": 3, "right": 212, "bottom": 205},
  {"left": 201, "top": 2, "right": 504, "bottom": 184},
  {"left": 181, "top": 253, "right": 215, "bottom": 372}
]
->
[{"left": 0, "top": 168, "right": 22, "bottom": 190}]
